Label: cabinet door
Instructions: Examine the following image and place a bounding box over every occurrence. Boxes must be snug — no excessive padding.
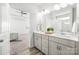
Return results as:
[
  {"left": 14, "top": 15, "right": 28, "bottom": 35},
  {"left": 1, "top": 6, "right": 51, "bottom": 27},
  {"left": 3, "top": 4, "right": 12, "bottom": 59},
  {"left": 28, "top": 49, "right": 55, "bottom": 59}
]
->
[
  {"left": 59, "top": 44, "right": 75, "bottom": 55},
  {"left": 0, "top": 45, "right": 2, "bottom": 55},
  {"left": 37, "top": 38, "right": 42, "bottom": 50},
  {"left": 34, "top": 34, "right": 42, "bottom": 50},
  {"left": 49, "top": 39, "right": 59, "bottom": 55},
  {"left": 42, "top": 35, "right": 48, "bottom": 54}
]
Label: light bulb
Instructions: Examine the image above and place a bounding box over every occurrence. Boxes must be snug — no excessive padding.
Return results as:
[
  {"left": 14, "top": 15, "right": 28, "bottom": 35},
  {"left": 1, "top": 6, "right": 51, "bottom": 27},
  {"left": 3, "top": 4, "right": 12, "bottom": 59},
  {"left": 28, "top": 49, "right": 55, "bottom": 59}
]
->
[
  {"left": 44, "top": 9, "right": 50, "bottom": 14},
  {"left": 54, "top": 4, "right": 60, "bottom": 10}
]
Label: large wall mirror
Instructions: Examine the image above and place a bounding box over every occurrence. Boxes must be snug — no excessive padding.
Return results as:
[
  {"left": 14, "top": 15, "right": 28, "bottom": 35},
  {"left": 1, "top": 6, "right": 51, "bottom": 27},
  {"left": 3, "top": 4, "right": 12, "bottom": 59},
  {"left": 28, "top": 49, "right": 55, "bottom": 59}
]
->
[{"left": 56, "top": 8, "right": 75, "bottom": 33}]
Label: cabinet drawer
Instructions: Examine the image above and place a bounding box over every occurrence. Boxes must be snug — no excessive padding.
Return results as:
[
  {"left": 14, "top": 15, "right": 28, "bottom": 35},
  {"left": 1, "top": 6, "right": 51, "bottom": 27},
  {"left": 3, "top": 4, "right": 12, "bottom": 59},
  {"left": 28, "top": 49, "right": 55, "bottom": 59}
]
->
[
  {"left": 34, "top": 33, "right": 41, "bottom": 40},
  {"left": 34, "top": 33, "right": 41, "bottom": 38},
  {"left": 49, "top": 37, "right": 75, "bottom": 48},
  {"left": 42, "top": 38, "right": 48, "bottom": 43},
  {"left": 49, "top": 37, "right": 57, "bottom": 42},
  {"left": 56, "top": 38, "right": 75, "bottom": 48},
  {"left": 42, "top": 35, "right": 48, "bottom": 40}
]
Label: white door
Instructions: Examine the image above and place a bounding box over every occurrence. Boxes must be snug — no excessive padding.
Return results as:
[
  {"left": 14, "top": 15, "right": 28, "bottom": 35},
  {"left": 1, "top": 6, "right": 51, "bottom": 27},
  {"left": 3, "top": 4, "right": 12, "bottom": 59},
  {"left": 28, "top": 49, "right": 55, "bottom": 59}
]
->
[{"left": 10, "top": 7, "right": 30, "bottom": 54}]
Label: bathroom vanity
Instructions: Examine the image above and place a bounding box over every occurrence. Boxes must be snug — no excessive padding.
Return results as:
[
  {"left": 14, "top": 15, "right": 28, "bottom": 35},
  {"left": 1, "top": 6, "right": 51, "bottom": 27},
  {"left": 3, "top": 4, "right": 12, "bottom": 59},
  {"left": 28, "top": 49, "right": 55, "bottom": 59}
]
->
[
  {"left": 32, "top": 4, "right": 79, "bottom": 55},
  {"left": 33, "top": 32, "right": 79, "bottom": 55}
]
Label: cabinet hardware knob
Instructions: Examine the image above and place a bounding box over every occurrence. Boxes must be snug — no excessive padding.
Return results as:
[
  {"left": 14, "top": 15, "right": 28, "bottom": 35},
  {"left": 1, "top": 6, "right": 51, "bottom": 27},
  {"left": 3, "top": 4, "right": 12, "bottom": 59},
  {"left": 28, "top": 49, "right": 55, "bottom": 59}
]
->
[{"left": 57, "top": 46, "right": 62, "bottom": 50}]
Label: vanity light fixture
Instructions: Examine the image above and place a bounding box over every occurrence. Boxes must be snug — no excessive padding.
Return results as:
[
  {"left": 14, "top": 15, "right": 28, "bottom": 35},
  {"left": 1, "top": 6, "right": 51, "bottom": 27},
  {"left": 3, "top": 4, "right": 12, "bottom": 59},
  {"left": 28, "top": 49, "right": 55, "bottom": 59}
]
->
[
  {"left": 38, "top": 9, "right": 50, "bottom": 15},
  {"left": 43, "top": 9, "right": 50, "bottom": 14}
]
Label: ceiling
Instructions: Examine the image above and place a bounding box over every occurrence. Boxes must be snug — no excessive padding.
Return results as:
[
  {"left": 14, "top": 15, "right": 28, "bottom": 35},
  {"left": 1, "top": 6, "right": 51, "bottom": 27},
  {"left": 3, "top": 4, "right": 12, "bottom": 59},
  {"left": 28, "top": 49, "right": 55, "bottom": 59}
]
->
[
  {"left": 9, "top": 3, "right": 56, "bottom": 13},
  {"left": 9, "top": 3, "right": 75, "bottom": 14}
]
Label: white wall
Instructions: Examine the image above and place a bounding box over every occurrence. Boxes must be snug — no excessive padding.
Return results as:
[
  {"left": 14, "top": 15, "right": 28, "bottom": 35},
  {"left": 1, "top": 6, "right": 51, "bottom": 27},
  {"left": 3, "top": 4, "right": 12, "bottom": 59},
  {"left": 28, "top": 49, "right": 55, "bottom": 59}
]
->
[
  {"left": 9, "top": 7, "right": 30, "bottom": 33},
  {"left": 1, "top": 4, "right": 10, "bottom": 33},
  {"left": 30, "top": 13, "right": 37, "bottom": 48},
  {"left": 0, "top": 3, "right": 10, "bottom": 55},
  {"left": 76, "top": 4, "right": 79, "bottom": 18},
  {"left": 10, "top": 15, "right": 30, "bottom": 34},
  {"left": 76, "top": 4, "right": 79, "bottom": 32},
  {"left": 33, "top": 11, "right": 62, "bottom": 33},
  {"left": 0, "top": 5, "right": 2, "bottom": 34}
]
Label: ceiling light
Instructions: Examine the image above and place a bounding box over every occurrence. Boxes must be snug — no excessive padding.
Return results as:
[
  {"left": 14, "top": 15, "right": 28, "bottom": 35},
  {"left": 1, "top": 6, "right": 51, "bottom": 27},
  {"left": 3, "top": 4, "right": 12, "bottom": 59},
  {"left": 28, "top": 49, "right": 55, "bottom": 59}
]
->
[
  {"left": 54, "top": 4, "right": 60, "bottom": 10},
  {"left": 44, "top": 9, "right": 50, "bottom": 14},
  {"left": 39, "top": 9, "right": 50, "bottom": 15},
  {"left": 60, "top": 4, "right": 67, "bottom": 8}
]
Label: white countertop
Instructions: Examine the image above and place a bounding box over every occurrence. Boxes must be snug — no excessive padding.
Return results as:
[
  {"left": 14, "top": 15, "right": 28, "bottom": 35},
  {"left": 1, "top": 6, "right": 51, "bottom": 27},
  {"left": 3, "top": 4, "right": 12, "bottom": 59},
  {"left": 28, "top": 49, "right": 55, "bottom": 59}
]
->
[{"left": 34, "top": 31, "right": 79, "bottom": 41}]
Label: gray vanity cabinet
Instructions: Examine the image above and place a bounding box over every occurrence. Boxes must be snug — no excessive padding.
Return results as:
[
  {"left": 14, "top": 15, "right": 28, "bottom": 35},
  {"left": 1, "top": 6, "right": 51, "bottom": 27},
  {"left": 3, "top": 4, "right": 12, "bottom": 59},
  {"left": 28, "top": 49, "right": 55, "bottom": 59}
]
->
[
  {"left": 34, "top": 33, "right": 42, "bottom": 50},
  {"left": 34, "top": 33, "right": 77, "bottom": 55},
  {"left": 49, "top": 37, "right": 76, "bottom": 55},
  {"left": 49, "top": 42, "right": 75, "bottom": 55},
  {"left": 42, "top": 35, "right": 48, "bottom": 54}
]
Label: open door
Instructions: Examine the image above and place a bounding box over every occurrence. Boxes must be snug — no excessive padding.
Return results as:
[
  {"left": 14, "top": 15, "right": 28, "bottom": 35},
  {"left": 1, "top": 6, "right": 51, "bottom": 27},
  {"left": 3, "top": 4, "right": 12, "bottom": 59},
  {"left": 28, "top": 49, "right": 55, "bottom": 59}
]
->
[{"left": 10, "top": 7, "right": 31, "bottom": 55}]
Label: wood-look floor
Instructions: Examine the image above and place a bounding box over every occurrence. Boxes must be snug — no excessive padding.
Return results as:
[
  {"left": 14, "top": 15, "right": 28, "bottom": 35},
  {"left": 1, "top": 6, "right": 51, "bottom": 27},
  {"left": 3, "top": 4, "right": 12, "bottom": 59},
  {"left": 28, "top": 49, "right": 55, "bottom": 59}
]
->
[
  {"left": 16, "top": 48, "right": 44, "bottom": 55},
  {"left": 30, "top": 48, "right": 44, "bottom": 55}
]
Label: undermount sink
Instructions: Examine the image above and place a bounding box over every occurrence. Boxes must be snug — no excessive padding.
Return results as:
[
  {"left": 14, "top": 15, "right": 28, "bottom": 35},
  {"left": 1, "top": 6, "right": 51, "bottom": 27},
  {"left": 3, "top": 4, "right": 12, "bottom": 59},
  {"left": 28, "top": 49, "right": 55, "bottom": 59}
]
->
[{"left": 60, "top": 32, "right": 74, "bottom": 37}]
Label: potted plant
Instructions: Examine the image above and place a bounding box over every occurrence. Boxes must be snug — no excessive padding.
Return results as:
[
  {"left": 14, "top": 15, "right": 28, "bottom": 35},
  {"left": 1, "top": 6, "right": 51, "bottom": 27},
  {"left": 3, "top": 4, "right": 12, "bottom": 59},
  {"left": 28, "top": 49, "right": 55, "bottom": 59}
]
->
[{"left": 46, "top": 27, "right": 54, "bottom": 34}]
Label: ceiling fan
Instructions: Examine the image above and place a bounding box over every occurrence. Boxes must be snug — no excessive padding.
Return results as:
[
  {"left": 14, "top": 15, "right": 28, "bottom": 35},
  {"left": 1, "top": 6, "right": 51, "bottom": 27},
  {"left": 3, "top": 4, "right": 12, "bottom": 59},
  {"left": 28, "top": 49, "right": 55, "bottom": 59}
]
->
[
  {"left": 11, "top": 7, "right": 27, "bottom": 16},
  {"left": 20, "top": 10, "right": 27, "bottom": 16}
]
